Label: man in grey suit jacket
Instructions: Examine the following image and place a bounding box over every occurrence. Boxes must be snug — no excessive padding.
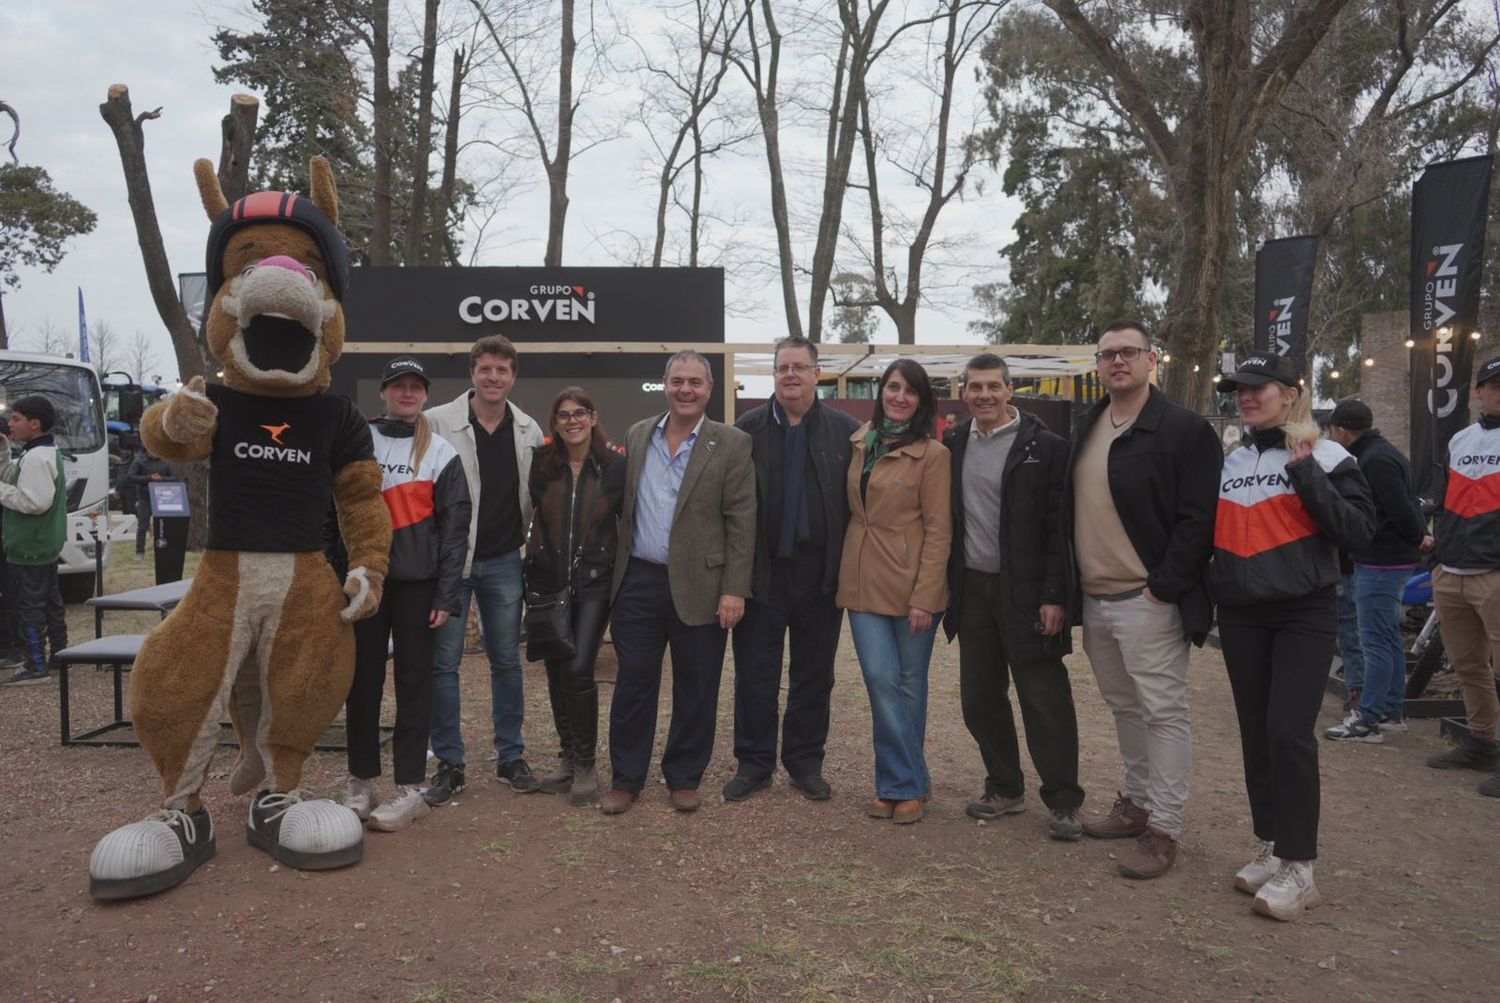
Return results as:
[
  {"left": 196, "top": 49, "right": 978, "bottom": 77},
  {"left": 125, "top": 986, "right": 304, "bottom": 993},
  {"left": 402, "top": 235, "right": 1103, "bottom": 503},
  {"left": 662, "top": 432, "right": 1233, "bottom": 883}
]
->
[{"left": 599, "top": 350, "right": 756, "bottom": 815}]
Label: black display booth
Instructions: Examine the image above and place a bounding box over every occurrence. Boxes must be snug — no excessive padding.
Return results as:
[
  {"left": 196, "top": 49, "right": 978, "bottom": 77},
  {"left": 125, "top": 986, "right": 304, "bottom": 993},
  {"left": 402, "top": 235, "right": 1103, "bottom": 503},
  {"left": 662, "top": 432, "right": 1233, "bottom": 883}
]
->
[{"left": 332, "top": 267, "right": 726, "bottom": 434}]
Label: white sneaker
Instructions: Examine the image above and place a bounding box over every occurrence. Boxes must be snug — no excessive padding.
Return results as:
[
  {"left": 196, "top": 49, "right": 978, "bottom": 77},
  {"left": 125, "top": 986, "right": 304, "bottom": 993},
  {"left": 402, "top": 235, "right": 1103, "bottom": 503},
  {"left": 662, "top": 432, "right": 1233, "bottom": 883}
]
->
[
  {"left": 1252, "top": 860, "right": 1320, "bottom": 921},
  {"left": 1379, "top": 715, "right": 1409, "bottom": 734},
  {"left": 1324, "top": 710, "right": 1384, "bottom": 743},
  {"left": 368, "top": 785, "right": 431, "bottom": 832},
  {"left": 1233, "top": 839, "right": 1281, "bottom": 894},
  {"left": 342, "top": 776, "right": 377, "bottom": 820}
]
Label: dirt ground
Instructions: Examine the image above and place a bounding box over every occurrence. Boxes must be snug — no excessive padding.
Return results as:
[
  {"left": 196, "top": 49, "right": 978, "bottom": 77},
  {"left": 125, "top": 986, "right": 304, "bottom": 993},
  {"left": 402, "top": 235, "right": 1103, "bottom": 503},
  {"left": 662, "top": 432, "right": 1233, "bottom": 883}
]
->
[{"left": 2, "top": 546, "right": 1497, "bottom": 1001}]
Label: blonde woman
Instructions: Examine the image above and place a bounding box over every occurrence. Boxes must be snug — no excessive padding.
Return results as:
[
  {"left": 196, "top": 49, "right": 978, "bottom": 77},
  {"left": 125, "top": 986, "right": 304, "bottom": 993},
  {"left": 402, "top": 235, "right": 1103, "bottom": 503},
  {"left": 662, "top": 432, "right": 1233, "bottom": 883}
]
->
[
  {"left": 1209, "top": 354, "right": 1373, "bottom": 921},
  {"left": 342, "top": 357, "right": 471, "bottom": 831}
]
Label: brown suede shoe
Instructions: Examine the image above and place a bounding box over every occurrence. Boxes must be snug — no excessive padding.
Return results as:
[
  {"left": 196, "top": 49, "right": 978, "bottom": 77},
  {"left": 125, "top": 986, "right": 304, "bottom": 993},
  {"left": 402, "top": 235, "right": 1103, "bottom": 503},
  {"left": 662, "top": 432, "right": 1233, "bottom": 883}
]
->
[
  {"left": 599, "top": 788, "right": 638, "bottom": 815},
  {"left": 867, "top": 798, "right": 896, "bottom": 819},
  {"left": 669, "top": 788, "right": 701, "bottom": 813},
  {"left": 892, "top": 799, "right": 924, "bottom": 824},
  {"left": 1118, "top": 825, "right": 1177, "bottom": 879},
  {"left": 1083, "top": 792, "right": 1149, "bottom": 839}
]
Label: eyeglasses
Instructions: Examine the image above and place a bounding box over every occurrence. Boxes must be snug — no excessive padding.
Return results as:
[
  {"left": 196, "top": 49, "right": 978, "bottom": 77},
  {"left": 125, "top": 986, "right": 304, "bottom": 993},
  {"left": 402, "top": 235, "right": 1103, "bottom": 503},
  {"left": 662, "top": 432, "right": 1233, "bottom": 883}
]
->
[
  {"left": 774, "top": 363, "right": 816, "bottom": 376},
  {"left": 1094, "top": 347, "right": 1146, "bottom": 364},
  {"left": 556, "top": 408, "right": 593, "bottom": 423}
]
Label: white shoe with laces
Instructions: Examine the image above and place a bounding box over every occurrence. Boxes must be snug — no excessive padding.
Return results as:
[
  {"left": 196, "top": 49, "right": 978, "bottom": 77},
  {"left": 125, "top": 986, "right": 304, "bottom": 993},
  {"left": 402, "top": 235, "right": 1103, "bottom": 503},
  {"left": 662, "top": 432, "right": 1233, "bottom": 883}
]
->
[
  {"left": 367, "top": 785, "right": 431, "bottom": 832},
  {"left": 1252, "top": 860, "right": 1320, "bottom": 921},
  {"left": 341, "top": 775, "right": 377, "bottom": 820},
  {"left": 1233, "top": 839, "right": 1280, "bottom": 894}
]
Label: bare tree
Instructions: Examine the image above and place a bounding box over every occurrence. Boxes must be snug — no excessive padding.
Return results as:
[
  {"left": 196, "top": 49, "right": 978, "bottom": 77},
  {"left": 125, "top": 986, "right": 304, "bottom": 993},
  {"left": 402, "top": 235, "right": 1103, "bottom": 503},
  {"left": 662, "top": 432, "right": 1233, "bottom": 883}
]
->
[
  {"left": 89, "top": 319, "right": 126, "bottom": 376},
  {"left": 404, "top": 0, "right": 442, "bottom": 264},
  {"left": 216, "top": 93, "right": 260, "bottom": 203},
  {"left": 469, "top": 0, "right": 617, "bottom": 266},
  {"left": 634, "top": 1, "right": 752, "bottom": 267},
  {"left": 19, "top": 316, "right": 70, "bottom": 356},
  {"left": 849, "top": 0, "right": 1003, "bottom": 344},
  {"left": 127, "top": 330, "right": 160, "bottom": 383},
  {"left": 427, "top": 44, "right": 472, "bottom": 265}
]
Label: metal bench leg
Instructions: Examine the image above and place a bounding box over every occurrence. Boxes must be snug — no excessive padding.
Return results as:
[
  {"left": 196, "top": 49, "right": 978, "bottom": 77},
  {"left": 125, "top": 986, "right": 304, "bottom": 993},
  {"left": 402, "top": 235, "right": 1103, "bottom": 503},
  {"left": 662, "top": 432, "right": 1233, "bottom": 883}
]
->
[{"left": 59, "top": 662, "right": 72, "bottom": 745}]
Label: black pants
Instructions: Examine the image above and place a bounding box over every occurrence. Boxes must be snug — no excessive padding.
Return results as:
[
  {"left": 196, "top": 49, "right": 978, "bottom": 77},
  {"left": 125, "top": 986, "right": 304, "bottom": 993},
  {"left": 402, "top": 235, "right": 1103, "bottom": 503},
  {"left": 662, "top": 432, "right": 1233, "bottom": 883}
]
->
[
  {"left": 957, "top": 570, "right": 1083, "bottom": 810},
  {"left": 347, "top": 577, "right": 437, "bottom": 786},
  {"left": 1218, "top": 589, "right": 1336, "bottom": 862},
  {"left": 0, "top": 549, "right": 18, "bottom": 656},
  {"left": 730, "top": 547, "right": 842, "bottom": 781},
  {"left": 134, "top": 489, "right": 152, "bottom": 554},
  {"left": 543, "top": 597, "right": 609, "bottom": 765},
  {"left": 608, "top": 560, "right": 728, "bottom": 792},
  {"left": 10, "top": 562, "right": 67, "bottom": 673}
]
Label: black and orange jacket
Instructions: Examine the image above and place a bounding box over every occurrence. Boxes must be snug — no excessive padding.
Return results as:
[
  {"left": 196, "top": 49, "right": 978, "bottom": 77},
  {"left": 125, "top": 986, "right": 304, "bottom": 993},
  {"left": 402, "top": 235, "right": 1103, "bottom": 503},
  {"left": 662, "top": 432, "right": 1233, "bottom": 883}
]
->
[
  {"left": 1208, "top": 428, "right": 1375, "bottom": 607},
  {"left": 1435, "top": 418, "right": 1500, "bottom": 570},
  {"left": 526, "top": 449, "right": 626, "bottom": 604},
  {"left": 370, "top": 417, "right": 471, "bottom": 614}
]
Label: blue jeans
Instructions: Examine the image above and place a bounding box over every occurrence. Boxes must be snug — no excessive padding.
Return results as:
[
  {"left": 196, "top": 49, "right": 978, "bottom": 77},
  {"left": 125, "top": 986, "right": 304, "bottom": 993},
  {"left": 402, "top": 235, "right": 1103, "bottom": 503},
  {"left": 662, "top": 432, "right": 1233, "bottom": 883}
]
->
[
  {"left": 429, "top": 551, "right": 525, "bottom": 766},
  {"left": 1336, "top": 573, "right": 1364, "bottom": 693},
  {"left": 849, "top": 611, "right": 938, "bottom": 800},
  {"left": 1354, "top": 564, "right": 1414, "bottom": 724}
]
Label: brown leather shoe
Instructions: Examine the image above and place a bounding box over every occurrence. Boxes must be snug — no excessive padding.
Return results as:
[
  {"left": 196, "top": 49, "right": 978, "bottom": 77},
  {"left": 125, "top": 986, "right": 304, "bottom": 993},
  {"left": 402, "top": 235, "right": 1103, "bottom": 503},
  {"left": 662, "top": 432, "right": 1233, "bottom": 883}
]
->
[
  {"left": 867, "top": 798, "right": 896, "bottom": 819},
  {"left": 668, "top": 788, "right": 701, "bottom": 813},
  {"left": 599, "top": 788, "right": 638, "bottom": 815},
  {"left": 1083, "top": 792, "right": 1149, "bottom": 839},
  {"left": 1118, "top": 825, "right": 1177, "bottom": 879},
  {"left": 892, "top": 799, "right": 924, "bottom": 824}
]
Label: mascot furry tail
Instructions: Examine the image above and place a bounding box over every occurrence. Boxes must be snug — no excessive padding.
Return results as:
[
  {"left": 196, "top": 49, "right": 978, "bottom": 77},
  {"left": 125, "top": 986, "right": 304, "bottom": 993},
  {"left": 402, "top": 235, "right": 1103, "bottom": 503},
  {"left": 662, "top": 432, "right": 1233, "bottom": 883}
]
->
[{"left": 89, "top": 157, "right": 392, "bottom": 901}]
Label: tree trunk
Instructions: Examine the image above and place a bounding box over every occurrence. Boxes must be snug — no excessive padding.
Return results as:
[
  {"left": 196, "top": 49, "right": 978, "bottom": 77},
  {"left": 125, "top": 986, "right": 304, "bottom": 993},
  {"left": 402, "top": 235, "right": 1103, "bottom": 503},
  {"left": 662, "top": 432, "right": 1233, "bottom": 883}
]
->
[
  {"left": 0, "top": 292, "right": 8, "bottom": 349},
  {"left": 428, "top": 47, "right": 467, "bottom": 266},
  {"left": 369, "top": 0, "right": 393, "bottom": 265},
  {"left": 544, "top": 0, "right": 576, "bottom": 267},
  {"left": 1158, "top": 164, "right": 1235, "bottom": 412},
  {"left": 745, "top": 0, "right": 802, "bottom": 339},
  {"left": 404, "top": 0, "right": 440, "bottom": 265},
  {"left": 100, "top": 85, "right": 218, "bottom": 549},
  {"left": 216, "top": 93, "right": 259, "bottom": 203}
]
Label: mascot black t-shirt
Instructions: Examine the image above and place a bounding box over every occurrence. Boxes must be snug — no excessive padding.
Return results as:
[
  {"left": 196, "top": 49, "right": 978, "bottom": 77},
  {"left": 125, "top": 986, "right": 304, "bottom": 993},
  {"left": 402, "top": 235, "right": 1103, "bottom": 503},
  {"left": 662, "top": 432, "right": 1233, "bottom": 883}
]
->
[{"left": 206, "top": 384, "right": 373, "bottom": 552}]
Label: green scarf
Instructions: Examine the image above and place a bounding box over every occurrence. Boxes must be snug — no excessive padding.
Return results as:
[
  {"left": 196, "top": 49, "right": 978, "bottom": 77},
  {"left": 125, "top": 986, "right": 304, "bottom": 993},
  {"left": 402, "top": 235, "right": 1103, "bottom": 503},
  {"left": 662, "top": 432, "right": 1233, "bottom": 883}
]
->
[{"left": 863, "top": 418, "right": 912, "bottom": 474}]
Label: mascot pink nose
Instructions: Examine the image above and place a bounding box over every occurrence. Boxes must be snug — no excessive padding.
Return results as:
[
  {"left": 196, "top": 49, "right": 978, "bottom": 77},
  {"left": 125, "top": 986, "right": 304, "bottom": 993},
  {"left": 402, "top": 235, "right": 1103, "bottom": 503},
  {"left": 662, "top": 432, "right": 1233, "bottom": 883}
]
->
[{"left": 255, "top": 255, "right": 316, "bottom": 284}]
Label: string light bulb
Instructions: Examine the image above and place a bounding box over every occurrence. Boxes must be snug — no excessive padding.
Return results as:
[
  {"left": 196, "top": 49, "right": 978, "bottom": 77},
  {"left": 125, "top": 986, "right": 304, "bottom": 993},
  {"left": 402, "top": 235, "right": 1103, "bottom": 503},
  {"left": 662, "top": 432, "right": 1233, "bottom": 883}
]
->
[
  {"left": 1404, "top": 339, "right": 1415, "bottom": 348},
  {"left": 1363, "top": 358, "right": 1375, "bottom": 367},
  {"left": 1329, "top": 369, "right": 1341, "bottom": 380},
  {"left": 1472, "top": 331, "right": 1482, "bottom": 340},
  {"left": 1161, "top": 353, "right": 1172, "bottom": 363}
]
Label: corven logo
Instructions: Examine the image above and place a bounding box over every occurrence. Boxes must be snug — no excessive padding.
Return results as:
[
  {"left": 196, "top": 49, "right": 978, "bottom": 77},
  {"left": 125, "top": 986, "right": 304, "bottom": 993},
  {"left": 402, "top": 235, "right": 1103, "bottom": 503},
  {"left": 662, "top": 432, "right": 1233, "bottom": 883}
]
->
[
  {"left": 1424, "top": 242, "right": 1464, "bottom": 420},
  {"left": 235, "top": 422, "right": 312, "bottom": 464},
  {"left": 458, "top": 284, "right": 597, "bottom": 325}
]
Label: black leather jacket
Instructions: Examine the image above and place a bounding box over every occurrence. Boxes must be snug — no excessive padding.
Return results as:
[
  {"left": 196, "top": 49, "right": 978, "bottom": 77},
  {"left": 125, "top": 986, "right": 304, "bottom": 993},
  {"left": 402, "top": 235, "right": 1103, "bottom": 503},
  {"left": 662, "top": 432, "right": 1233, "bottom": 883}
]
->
[{"left": 525, "top": 449, "right": 625, "bottom": 603}]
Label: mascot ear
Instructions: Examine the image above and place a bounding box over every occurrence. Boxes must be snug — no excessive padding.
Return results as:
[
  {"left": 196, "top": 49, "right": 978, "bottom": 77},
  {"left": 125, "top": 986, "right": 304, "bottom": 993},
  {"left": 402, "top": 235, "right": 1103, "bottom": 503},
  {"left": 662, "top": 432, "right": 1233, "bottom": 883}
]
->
[
  {"left": 309, "top": 156, "right": 340, "bottom": 227},
  {"left": 193, "top": 158, "right": 229, "bottom": 220}
]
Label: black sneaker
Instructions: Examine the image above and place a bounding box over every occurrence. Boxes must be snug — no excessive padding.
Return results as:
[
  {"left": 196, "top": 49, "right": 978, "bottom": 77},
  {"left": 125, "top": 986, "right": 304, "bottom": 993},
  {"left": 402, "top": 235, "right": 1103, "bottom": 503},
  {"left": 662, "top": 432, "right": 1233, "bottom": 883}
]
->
[
  {"left": 1048, "top": 808, "right": 1084, "bottom": 841},
  {"left": 789, "top": 774, "right": 833, "bottom": 801},
  {"left": 0, "top": 667, "right": 51, "bottom": 686},
  {"left": 1324, "top": 711, "right": 1384, "bottom": 743},
  {"left": 1427, "top": 737, "right": 1500, "bottom": 772},
  {"left": 497, "top": 757, "right": 541, "bottom": 792},
  {"left": 966, "top": 792, "right": 1025, "bottom": 820},
  {"left": 722, "top": 773, "right": 772, "bottom": 802},
  {"left": 425, "top": 759, "right": 466, "bottom": 805},
  {"left": 0, "top": 651, "right": 23, "bottom": 670}
]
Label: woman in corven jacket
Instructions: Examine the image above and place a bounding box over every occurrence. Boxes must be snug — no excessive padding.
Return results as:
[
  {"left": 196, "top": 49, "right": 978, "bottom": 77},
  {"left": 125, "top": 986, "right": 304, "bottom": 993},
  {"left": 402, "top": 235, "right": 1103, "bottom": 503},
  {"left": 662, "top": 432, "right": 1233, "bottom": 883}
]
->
[
  {"left": 837, "top": 359, "right": 951, "bottom": 825},
  {"left": 1209, "top": 354, "right": 1374, "bottom": 921},
  {"left": 525, "top": 387, "right": 625, "bottom": 806},
  {"left": 343, "top": 357, "right": 471, "bottom": 831}
]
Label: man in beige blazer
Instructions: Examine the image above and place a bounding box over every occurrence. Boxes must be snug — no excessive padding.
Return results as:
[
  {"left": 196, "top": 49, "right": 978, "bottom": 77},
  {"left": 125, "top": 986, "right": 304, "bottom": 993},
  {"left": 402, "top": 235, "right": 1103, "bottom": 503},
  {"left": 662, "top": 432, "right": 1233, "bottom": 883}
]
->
[{"left": 600, "top": 350, "right": 756, "bottom": 815}]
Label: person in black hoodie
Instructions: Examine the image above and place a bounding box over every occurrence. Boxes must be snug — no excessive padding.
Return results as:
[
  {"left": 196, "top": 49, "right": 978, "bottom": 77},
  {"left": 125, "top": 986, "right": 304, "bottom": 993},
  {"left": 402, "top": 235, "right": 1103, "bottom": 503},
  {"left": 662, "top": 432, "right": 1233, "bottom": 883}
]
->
[
  {"left": 120, "top": 446, "right": 176, "bottom": 561},
  {"left": 1322, "top": 399, "right": 1429, "bottom": 743},
  {"left": 1211, "top": 354, "right": 1374, "bottom": 922},
  {"left": 524, "top": 386, "right": 625, "bottom": 806},
  {"left": 342, "top": 357, "right": 471, "bottom": 831},
  {"left": 943, "top": 354, "right": 1083, "bottom": 840}
]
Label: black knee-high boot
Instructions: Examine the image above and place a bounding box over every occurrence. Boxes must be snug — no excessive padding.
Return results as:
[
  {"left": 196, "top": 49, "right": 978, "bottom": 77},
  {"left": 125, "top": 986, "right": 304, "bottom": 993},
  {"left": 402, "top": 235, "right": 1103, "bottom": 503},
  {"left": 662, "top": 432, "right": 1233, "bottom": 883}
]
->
[
  {"left": 565, "top": 685, "right": 599, "bottom": 805},
  {"left": 538, "top": 661, "right": 574, "bottom": 794}
]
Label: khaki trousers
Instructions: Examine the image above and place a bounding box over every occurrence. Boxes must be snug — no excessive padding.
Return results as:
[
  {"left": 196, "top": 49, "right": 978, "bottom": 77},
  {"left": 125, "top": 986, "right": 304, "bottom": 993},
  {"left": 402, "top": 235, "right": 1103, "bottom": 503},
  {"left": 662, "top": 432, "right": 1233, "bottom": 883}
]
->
[
  {"left": 1082, "top": 593, "right": 1192, "bottom": 837},
  {"left": 1432, "top": 567, "right": 1500, "bottom": 740}
]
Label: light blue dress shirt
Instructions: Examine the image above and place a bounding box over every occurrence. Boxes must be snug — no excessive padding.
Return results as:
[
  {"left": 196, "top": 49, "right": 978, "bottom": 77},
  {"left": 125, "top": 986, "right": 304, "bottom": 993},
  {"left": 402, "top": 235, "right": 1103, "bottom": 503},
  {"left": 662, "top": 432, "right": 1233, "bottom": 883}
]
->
[{"left": 631, "top": 415, "right": 702, "bottom": 564}]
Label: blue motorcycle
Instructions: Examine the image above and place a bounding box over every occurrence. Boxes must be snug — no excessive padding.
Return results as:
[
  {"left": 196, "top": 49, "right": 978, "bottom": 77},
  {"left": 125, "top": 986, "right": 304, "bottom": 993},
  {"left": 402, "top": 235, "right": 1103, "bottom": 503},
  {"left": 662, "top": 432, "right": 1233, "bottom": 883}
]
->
[{"left": 1402, "top": 569, "right": 1448, "bottom": 699}]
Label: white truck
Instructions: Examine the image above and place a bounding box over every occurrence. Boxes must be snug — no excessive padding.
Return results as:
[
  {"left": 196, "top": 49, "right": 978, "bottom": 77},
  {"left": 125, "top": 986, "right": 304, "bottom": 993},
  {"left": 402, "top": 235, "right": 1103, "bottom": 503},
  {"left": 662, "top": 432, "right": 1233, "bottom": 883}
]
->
[{"left": 1, "top": 350, "right": 119, "bottom": 602}]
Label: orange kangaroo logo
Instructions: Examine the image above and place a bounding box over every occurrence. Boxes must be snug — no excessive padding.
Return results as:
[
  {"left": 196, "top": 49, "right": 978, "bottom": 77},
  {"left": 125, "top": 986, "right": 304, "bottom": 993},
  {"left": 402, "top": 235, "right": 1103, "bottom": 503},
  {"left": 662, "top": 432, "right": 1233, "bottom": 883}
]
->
[{"left": 260, "top": 423, "right": 292, "bottom": 445}]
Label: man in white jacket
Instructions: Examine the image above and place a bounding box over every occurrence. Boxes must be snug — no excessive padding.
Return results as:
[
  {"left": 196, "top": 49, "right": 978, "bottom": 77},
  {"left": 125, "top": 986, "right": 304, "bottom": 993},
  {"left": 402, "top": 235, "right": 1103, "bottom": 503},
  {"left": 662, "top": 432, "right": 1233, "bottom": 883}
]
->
[
  {"left": 0, "top": 395, "right": 69, "bottom": 685},
  {"left": 422, "top": 335, "right": 546, "bottom": 803}
]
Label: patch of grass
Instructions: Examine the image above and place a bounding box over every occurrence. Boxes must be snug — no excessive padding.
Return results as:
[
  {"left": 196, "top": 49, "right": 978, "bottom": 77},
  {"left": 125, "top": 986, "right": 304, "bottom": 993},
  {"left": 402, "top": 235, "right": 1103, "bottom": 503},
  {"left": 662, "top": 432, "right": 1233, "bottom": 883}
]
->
[
  {"left": 680, "top": 961, "right": 760, "bottom": 1000},
  {"left": 562, "top": 952, "right": 627, "bottom": 975},
  {"left": 519, "top": 991, "right": 587, "bottom": 1003},
  {"left": 478, "top": 838, "right": 515, "bottom": 858},
  {"left": 552, "top": 846, "right": 590, "bottom": 869},
  {"left": 970, "top": 956, "right": 1045, "bottom": 997},
  {"left": 409, "top": 983, "right": 465, "bottom": 1003},
  {"left": 743, "top": 940, "right": 794, "bottom": 961}
]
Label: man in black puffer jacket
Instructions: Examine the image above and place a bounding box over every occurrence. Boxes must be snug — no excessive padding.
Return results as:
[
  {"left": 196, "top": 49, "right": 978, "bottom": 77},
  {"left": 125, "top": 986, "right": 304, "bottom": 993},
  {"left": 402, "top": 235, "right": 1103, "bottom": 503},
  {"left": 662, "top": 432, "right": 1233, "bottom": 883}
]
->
[
  {"left": 1322, "top": 399, "right": 1428, "bottom": 743},
  {"left": 943, "top": 353, "right": 1083, "bottom": 840}
]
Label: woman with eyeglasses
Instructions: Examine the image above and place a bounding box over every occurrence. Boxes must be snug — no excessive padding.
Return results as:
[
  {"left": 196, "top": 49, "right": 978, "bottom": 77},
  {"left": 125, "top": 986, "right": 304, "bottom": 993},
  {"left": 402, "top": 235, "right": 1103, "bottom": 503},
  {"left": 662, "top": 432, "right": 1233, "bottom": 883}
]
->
[
  {"left": 343, "top": 357, "right": 471, "bottom": 831},
  {"left": 1210, "top": 354, "right": 1373, "bottom": 921},
  {"left": 525, "top": 387, "right": 625, "bottom": 805},
  {"left": 837, "top": 359, "right": 952, "bottom": 824}
]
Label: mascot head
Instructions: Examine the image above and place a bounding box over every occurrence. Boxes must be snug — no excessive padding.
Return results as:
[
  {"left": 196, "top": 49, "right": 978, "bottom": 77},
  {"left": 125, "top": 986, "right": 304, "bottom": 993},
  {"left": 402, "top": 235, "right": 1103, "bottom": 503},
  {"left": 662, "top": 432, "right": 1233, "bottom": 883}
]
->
[{"left": 193, "top": 156, "right": 350, "bottom": 397}]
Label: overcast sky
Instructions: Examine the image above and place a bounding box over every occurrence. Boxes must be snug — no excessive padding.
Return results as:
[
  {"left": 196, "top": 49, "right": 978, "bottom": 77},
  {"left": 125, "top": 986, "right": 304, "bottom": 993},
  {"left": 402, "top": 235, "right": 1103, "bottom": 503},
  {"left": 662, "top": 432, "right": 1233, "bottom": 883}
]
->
[{"left": 4, "top": 1, "right": 1015, "bottom": 380}]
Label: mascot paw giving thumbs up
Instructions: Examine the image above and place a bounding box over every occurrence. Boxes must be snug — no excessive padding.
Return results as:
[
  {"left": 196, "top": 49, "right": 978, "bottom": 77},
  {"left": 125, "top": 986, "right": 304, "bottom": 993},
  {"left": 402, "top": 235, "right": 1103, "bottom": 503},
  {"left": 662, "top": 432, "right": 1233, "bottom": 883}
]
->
[{"left": 88, "top": 157, "right": 392, "bottom": 901}]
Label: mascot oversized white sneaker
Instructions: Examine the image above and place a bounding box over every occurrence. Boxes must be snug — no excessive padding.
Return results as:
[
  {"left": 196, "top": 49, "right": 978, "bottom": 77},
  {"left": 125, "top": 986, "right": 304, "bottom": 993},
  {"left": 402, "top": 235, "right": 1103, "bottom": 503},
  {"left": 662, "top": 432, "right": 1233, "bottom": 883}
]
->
[{"left": 88, "top": 155, "right": 390, "bottom": 901}]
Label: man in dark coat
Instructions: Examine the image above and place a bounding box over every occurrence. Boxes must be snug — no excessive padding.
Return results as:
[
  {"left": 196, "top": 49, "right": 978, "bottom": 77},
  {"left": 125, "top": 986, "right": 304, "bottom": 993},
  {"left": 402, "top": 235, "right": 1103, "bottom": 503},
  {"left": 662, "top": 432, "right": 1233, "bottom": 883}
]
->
[
  {"left": 943, "top": 353, "right": 1084, "bottom": 839},
  {"left": 727, "top": 336, "right": 859, "bottom": 802}
]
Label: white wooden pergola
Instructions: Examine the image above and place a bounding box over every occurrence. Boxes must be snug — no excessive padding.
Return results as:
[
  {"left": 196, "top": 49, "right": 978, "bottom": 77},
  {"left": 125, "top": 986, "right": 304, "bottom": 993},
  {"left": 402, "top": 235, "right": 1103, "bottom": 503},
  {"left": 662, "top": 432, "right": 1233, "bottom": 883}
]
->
[{"left": 342, "top": 340, "right": 1098, "bottom": 422}]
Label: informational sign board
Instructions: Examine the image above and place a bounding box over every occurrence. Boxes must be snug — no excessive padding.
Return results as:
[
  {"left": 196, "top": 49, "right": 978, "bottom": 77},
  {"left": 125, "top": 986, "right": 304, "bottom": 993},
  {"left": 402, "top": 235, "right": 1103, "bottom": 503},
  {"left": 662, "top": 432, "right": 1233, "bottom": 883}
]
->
[{"left": 148, "top": 481, "right": 190, "bottom": 517}]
